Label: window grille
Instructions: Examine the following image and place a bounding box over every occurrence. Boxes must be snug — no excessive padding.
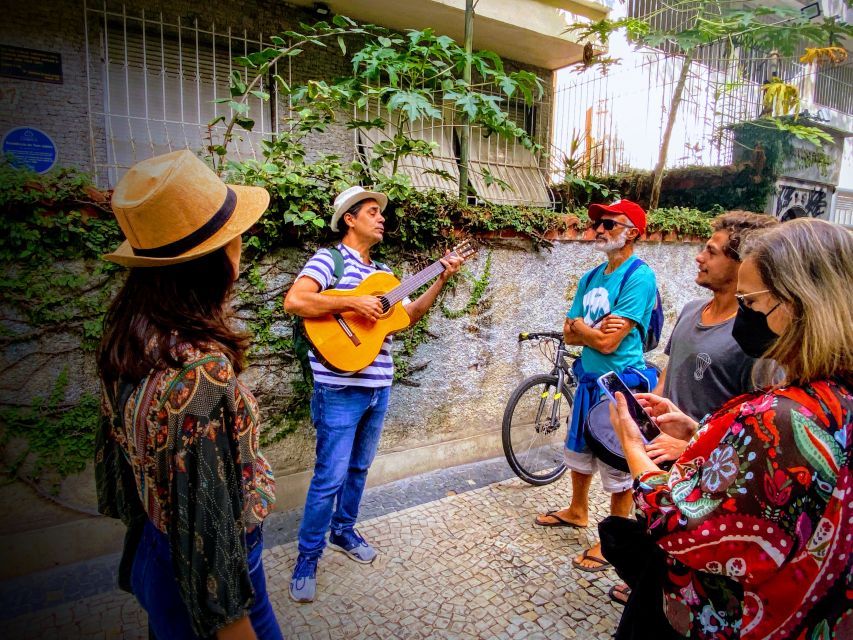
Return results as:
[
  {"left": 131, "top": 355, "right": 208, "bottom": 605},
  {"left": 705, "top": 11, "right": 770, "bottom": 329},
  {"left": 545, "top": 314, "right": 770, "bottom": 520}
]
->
[
  {"left": 554, "top": 1, "right": 853, "bottom": 178},
  {"left": 85, "top": 1, "right": 288, "bottom": 186},
  {"left": 354, "top": 86, "right": 553, "bottom": 207}
]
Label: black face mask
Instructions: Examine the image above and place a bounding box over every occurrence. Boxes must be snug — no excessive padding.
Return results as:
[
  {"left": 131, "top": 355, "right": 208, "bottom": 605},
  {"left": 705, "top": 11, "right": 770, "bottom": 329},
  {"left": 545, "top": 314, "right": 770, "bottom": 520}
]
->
[{"left": 732, "top": 301, "right": 781, "bottom": 358}]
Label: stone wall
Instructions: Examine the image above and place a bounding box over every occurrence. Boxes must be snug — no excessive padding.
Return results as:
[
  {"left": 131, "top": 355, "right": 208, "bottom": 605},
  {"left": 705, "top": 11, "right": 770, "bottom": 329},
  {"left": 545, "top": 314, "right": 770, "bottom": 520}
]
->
[
  {"left": 0, "top": 238, "right": 706, "bottom": 478},
  {"left": 249, "top": 238, "right": 706, "bottom": 475}
]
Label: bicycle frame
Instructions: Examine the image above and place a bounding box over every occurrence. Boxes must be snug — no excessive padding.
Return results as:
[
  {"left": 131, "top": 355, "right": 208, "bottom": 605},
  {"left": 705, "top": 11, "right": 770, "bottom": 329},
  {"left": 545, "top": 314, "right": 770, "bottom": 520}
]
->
[{"left": 518, "top": 331, "right": 578, "bottom": 433}]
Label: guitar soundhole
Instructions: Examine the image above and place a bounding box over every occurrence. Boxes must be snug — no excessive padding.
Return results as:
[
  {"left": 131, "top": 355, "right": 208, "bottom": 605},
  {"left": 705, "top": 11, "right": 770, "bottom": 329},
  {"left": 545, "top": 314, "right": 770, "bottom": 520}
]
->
[{"left": 378, "top": 296, "right": 391, "bottom": 313}]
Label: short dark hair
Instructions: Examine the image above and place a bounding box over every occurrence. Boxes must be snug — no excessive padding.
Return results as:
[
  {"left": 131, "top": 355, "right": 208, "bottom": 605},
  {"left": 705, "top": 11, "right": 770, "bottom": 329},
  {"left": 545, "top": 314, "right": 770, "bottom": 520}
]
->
[{"left": 711, "top": 211, "right": 779, "bottom": 261}]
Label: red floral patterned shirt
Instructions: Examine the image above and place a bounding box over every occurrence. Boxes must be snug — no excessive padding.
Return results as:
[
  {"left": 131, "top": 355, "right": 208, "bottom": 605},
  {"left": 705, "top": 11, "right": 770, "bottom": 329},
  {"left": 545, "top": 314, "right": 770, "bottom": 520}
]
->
[{"left": 634, "top": 379, "right": 852, "bottom": 639}]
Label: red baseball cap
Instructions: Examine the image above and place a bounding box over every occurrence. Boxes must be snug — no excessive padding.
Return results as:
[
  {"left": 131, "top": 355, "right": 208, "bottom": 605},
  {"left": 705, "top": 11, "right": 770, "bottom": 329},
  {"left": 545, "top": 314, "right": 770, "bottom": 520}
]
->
[{"left": 588, "top": 199, "right": 647, "bottom": 236}]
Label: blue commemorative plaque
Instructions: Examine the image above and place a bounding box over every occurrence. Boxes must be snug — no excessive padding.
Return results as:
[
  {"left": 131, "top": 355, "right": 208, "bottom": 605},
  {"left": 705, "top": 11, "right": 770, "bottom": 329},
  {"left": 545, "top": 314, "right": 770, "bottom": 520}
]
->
[{"left": 2, "top": 127, "right": 58, "bottom": 173}]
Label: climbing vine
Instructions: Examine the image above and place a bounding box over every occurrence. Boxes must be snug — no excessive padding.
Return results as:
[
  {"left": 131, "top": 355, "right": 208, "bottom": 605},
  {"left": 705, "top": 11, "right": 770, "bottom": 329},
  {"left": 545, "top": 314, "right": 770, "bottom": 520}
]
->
[
  {"left": 441, "top": 250, "right": 492, "bottom": 320},
  {"left": 0, "top": 369, "right": 100, "bottom": 491}
]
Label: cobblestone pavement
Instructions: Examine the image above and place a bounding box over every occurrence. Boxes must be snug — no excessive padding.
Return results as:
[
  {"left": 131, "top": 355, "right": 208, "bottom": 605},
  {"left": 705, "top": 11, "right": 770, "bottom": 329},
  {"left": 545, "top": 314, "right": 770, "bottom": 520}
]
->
[{"left": 2, "top": 461, "right": 623, "bottom": 639}]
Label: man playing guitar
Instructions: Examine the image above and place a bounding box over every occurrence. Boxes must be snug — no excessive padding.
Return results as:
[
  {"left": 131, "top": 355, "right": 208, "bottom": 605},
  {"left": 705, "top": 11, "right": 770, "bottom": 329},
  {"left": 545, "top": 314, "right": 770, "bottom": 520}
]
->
[{"left": 283, "top": 186, "right": 464, "bottom": 603}]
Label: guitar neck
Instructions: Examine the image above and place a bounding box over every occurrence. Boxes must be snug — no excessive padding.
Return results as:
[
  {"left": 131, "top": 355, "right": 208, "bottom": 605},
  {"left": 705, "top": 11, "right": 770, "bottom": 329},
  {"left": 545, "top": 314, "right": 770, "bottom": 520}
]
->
[{"left": 383, "top": 259, "right": 449, "bottom": 306}]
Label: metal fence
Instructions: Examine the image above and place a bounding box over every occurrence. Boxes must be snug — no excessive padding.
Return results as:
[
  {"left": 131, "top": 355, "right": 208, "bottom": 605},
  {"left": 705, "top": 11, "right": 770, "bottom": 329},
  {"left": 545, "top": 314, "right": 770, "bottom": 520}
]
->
[
  {"left": 552, "top": 0, "right": 853, "bottom": 179},
  {"left": 354, "top": 83, "right": 554, "bottom": 207},
  {"left": 85, "top": 1, "right": 555, "bottom": 205}
]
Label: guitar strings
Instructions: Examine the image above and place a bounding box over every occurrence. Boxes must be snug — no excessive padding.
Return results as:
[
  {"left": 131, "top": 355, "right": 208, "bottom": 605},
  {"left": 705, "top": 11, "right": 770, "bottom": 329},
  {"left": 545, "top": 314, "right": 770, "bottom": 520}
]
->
[
  {"left": 382, "top": 243, "right": 473, "bottom": 306},
  {"left": 383, "top": 261, "right": 445, "bottom": 306}
]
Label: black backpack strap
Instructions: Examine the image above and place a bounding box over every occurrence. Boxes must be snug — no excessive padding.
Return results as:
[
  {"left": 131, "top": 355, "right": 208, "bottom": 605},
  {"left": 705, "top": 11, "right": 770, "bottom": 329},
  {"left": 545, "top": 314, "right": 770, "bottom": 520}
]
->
[{"left": 328, "top": 247, "right": 345, "bottom": 289}]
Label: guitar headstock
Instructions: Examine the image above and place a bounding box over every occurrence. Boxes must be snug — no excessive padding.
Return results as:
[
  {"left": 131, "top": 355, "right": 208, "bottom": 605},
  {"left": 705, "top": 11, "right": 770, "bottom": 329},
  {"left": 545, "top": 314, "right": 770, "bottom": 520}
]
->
[{"left": 450, "top": 239, "right": 478, "bottom": 261}]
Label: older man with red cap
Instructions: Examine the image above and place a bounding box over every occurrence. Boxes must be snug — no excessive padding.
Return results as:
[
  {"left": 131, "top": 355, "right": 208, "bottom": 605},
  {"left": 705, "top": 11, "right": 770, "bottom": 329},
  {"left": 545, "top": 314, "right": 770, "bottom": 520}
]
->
[{"left": 534, "top": 199, "right": 660, "bottom": 574}]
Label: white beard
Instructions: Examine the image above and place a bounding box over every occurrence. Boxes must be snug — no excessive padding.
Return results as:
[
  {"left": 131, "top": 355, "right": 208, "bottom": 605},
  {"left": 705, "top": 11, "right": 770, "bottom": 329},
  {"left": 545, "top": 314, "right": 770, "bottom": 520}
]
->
[{"left": 594, "top": 228, "right": 628, "bottom": 254}]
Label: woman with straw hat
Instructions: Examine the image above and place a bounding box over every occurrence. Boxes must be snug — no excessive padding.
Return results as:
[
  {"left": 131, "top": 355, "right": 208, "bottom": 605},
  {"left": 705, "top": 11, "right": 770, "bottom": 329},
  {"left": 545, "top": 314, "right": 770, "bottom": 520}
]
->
[{"left": 95, "top": 150, "right": 282, "bottom": 639}]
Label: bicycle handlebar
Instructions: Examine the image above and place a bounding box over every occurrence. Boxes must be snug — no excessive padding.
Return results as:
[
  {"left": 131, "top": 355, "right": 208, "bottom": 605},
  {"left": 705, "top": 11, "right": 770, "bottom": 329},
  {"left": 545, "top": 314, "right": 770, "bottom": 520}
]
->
[{"left": 518, "top": 331, "right": 564, "bottom": 342}]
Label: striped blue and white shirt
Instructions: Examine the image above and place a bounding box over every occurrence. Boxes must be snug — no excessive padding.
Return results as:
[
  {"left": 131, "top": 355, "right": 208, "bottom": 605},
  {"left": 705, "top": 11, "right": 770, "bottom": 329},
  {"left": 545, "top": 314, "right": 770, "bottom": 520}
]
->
[{"left": 296, "top": 243, "right": 401, "bottom": 388}]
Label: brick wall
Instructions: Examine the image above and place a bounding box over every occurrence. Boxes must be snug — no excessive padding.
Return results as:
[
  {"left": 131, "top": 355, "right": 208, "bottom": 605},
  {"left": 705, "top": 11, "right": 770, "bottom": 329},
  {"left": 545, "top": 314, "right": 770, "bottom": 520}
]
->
[
  {"left": 1, "top": 0, "right": 554, "bottom": 185},
  {"left": 1, "top": 0, "right": 92, "bottom": 171}
]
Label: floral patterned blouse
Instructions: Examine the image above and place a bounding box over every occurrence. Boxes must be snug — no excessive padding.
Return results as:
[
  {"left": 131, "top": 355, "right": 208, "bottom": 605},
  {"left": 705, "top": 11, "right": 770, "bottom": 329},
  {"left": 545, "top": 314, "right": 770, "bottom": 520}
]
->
[
  {"left": 95, "top": 345, "right": 275, "bottom": 637},
  {"left": 634, "top": 378, "right": 852, "bottom": 640}
]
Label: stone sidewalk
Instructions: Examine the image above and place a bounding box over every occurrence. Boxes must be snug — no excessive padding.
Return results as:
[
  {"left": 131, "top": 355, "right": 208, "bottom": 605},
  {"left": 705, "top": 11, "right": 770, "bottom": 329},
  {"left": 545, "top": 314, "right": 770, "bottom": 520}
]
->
[{"left": 2, "top": 464, "right": 623, "bottom": 639}]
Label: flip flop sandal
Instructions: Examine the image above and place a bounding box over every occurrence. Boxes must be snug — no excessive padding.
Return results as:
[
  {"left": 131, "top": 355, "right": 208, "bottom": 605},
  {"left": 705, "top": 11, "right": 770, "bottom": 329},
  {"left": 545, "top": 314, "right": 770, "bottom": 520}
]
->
[
  {"left": 533, "top": 510, "right": 586, "bottom": 528},
  {"left": 608, "top": 583, "right": 631, "bottom": 606},
  {"left": 571, "top": 549, "right": 611, "bottom": 573}
]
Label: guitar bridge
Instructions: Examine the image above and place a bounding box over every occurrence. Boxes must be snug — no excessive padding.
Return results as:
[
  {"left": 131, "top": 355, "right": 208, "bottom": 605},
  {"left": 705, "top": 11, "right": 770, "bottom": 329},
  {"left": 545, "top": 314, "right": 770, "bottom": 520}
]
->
[{"left": 333, "top": 314, "right": 361, "bottom": 346}]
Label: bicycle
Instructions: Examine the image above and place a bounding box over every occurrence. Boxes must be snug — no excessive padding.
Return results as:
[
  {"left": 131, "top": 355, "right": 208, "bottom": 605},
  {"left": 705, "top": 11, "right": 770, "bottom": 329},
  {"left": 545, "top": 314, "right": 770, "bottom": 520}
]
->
[{"left": 502, "top": 331, "right": 581, "bottom": 486}]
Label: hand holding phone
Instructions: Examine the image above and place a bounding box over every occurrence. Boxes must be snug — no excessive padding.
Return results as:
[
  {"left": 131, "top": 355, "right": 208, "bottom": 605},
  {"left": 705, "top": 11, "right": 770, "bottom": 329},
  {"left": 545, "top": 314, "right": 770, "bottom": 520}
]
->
[{"left": 597, "top": 371, "right": 661, "bottom": 443}]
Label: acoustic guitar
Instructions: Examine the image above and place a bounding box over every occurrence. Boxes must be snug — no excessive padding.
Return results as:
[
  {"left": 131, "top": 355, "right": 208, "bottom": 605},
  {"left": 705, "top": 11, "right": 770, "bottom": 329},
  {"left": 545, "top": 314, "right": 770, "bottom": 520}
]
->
[{"left": 303, "top": 240, "right": 477, "bottom": 373}]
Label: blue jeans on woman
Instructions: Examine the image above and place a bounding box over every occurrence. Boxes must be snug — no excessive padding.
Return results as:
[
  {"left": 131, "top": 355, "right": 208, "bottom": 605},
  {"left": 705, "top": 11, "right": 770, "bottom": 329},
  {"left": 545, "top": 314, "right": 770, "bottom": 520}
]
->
[
  {"left": 297, "top": 382, "right": 391, "bottom": 557},
  {"left": 131, "top": 520, "right": 282, "bottom": 639}
]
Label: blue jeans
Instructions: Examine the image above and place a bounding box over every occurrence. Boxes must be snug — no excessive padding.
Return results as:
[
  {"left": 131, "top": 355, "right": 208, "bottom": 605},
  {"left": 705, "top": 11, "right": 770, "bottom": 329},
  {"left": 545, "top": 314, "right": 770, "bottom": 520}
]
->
[
  {"left": 297, "top": 382, "right": 391, "bottom": 557},
  {"left": 131, "top": 520, "right": 282, "bottom": 640}
]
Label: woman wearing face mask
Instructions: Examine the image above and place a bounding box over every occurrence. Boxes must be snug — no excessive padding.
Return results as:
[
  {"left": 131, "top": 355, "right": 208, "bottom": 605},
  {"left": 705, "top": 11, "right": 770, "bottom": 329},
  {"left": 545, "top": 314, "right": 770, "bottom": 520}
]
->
[
  {"left": 604, "top": 218, "right": 852, "bottom": 639},
  {"left": 95, "top": 151, "right": 282, "bottom": 639}
]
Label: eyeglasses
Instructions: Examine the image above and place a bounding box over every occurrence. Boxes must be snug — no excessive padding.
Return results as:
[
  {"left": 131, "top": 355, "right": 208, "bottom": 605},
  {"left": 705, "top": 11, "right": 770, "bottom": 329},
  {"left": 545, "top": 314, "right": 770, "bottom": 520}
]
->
[
  {"left": 592, "top": 219, "right": 635, "bottom": 232},
  {"left": 734, "top": 289, "right": 769, "bottom": 306},
  {"left": 735, "top": 289, "right": 781, "bottom": 317}
]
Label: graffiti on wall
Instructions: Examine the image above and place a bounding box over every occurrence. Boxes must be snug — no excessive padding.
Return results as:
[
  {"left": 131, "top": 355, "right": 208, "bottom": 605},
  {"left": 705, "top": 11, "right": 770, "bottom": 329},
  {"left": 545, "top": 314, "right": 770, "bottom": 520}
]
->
[{"left": 774, "top": 183, "right": 829, "bottom": 222}]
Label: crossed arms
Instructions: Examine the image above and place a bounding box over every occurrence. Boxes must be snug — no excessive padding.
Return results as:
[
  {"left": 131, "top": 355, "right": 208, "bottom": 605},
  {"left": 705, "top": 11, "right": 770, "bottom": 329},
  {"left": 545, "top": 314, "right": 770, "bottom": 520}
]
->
[{"left": 563, "top": 314, "right": 635, "bottom": 355}]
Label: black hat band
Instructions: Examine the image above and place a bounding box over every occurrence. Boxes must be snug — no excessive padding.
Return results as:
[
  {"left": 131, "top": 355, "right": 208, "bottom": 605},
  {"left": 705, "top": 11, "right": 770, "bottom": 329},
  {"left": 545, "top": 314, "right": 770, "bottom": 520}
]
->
[{"left": 132, "top": 187, "right": 236, "bottom": 258}]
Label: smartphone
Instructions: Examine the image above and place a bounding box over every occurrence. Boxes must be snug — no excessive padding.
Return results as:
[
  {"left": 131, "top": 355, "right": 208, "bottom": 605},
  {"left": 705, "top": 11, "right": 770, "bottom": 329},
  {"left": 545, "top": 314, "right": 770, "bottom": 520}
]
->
[{"left": 596, "top": 371, "right": 661, "bottom": 443}]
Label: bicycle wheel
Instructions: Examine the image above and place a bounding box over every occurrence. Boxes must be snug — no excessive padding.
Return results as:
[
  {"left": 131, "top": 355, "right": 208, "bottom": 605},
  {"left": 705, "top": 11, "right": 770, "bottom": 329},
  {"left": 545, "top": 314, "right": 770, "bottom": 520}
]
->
[{"left": 502, "top": 373, "right": 574, "bottom": 486}]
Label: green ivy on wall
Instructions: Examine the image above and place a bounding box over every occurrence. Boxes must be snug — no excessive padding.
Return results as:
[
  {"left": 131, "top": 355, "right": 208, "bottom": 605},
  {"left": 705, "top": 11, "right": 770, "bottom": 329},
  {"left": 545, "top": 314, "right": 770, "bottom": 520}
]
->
[
  {"left": 0, "top": 369, "right": 99, "bottom": 491},
  {"left": 0, "top": 155, "right": 731, "bottom": 486}
]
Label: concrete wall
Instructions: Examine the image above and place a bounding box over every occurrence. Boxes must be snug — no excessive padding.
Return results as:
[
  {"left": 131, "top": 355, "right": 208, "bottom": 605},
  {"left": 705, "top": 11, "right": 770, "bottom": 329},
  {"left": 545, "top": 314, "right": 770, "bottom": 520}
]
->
[
  {"left": 246, "top": 239, "right": 706, "bottom": 486},
  {"left": 0, "top": 237, "right": 705, "bottom": 461},
  {"left": 0, "top": 237, "right": 706, "bottom": 576}
]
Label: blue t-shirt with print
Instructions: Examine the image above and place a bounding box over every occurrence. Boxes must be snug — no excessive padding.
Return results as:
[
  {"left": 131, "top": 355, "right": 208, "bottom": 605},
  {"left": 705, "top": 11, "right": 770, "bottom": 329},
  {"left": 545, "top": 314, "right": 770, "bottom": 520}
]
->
[{"left": 567, "top": 256, "right": 657, "bottom": 375}]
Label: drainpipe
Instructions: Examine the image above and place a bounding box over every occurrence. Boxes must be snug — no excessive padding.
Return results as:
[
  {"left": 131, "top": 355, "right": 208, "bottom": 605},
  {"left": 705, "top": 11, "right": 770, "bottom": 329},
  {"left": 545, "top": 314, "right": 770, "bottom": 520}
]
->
[{"left": 459, "top": 0, "right": 474, "bottom": 202}]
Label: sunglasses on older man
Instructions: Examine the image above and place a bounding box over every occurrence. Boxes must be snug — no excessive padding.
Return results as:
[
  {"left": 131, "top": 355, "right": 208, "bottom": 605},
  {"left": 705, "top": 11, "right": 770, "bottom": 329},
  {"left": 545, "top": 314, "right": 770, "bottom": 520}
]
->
[{"left": 591, "top": 219, "right": 635, "bottom": 231}]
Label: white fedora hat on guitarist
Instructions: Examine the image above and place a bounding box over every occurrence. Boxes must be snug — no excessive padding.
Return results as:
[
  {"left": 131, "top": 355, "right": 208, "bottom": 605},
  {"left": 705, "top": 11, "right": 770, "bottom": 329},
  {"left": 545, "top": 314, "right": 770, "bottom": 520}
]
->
[
  {"left": 104, "top": 149, "right": 270, "bottom": 267},
  {"left": 330, "top": 186, "right": 388, "bottom": 232}
]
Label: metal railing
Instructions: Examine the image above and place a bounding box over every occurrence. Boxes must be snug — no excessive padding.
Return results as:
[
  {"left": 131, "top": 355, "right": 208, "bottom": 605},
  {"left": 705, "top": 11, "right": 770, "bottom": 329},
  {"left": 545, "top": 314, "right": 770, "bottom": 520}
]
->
[
  {"left": 353, "top": 79, "right": 555, "bottom": 207},
  {"left": 552, "top": 0, "right": 853, "bottom": 178},
  {"left": 831, "top": 190, "right": 853, "bottom": 227}
]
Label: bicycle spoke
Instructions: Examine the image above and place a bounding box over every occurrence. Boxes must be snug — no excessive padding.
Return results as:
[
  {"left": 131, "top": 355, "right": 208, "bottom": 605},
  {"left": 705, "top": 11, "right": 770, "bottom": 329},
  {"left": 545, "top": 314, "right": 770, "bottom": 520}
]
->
[{"left": 502, "top": 374, "right": 574, "bottom": 485}]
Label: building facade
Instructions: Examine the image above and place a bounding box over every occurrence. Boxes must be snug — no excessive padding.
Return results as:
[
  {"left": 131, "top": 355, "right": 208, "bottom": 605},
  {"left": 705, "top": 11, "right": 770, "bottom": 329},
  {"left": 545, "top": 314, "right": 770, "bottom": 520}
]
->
[{"left": 1, "top": 0, "right": 605, "bottom": 205}]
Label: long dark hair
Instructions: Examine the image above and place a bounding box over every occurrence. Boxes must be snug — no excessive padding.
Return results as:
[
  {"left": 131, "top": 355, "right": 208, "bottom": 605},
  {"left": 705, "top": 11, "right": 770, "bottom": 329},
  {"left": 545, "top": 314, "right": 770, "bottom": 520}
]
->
[{"left": 97, "top": 248, "right": 250, "bottom": 385}]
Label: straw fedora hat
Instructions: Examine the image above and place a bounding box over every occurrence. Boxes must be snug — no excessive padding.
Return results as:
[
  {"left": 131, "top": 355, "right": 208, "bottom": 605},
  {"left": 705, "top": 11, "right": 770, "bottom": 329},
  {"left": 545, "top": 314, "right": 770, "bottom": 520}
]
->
[
  {"left": 104, "top": 150, "right": 270, "bottom": 267},
  {"left": 330, "top": 186, "right": 388, "bottom": 232}
]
